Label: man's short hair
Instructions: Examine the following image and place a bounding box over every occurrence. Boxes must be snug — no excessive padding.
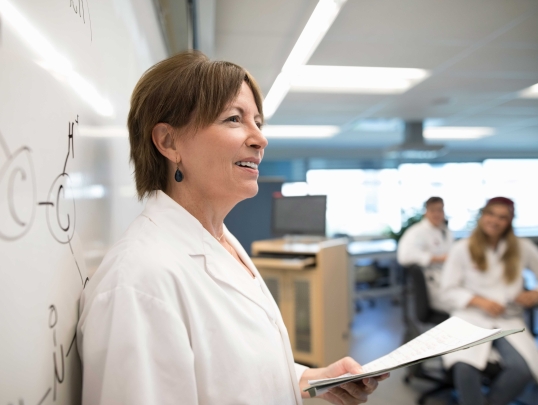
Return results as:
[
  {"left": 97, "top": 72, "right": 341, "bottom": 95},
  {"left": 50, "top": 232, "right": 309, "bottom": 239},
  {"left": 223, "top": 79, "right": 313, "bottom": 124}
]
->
[{"left": 424, "top": 196, "right": 444, "bottom": 208}]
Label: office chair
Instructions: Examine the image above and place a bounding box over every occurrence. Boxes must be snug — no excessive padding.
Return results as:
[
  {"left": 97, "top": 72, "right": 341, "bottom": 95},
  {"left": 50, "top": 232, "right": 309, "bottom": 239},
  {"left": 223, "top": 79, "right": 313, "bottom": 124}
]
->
[
  {"left": 402, "top": 265, "right": 524, "bottom": 405},
  {"left": 402, "top": 264, "right": 452, "bottom": 404}
]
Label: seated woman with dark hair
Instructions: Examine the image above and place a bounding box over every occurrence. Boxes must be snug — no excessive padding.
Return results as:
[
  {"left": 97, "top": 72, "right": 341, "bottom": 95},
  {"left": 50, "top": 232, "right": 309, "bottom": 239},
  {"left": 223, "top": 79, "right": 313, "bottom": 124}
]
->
[
  {"left": 76, "top": 50, "right": 388, "bottom": 405},
  {"left": 440, "top": 197, "right": 538, "bottom": 405}
]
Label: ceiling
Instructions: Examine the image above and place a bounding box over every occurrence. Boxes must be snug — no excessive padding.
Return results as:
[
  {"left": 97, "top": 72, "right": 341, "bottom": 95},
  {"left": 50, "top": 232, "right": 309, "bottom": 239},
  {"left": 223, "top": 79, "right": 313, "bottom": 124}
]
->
[{"left": 199, "top": 0, "right": 538, "bottom": 163}]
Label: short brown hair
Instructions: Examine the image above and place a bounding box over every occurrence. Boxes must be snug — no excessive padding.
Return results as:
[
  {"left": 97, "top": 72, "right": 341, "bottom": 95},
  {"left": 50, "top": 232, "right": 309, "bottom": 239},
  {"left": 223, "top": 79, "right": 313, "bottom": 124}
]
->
[
  {"left": 424, "top": 196, "right": 444, "bottom": 208},
  {"left": 127, "top": 50, "right": 264, "bottom": 199}
]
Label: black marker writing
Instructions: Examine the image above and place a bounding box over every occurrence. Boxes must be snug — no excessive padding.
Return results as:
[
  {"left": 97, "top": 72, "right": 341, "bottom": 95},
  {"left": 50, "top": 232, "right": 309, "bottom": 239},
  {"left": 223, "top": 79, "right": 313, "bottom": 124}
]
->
[
  {"left": 49, "top": 305, "right": 65, "bottom": 401},
  {"left": 38, "top": 116, "right": 84, "bottom": 285},
  {"left": 0, "top": 131, "right": 37, "bottom": 241},
  {"left": 70, "top": 0, "right": 93, "bottom": 41}
]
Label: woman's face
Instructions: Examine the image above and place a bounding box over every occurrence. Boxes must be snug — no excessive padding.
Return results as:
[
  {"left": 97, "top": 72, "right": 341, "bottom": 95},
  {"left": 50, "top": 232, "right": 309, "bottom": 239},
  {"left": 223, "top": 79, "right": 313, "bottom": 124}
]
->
[
  {"left": 177, "top": 81, "right": 268, "bottom": 204},
  {"left": 479, "top": 204, "right": 512, "bottom": 240}
]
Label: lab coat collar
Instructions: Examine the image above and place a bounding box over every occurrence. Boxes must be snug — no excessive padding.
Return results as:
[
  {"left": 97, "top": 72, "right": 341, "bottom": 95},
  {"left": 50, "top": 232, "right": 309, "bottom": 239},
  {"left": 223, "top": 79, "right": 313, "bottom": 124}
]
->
[
  {"left": 142, "top": 191, "right": 277, "bottom": 320},
  {"left": 421, "top": 217, "right": 446, "bottom": 232},
  {"left": 141, "top": 190, "right": 207, "bottom": 256}
]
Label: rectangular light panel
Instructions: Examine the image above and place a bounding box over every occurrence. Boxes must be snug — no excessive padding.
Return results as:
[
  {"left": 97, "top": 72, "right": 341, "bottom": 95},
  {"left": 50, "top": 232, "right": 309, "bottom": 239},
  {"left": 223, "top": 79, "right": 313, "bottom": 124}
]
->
[
  {"left": 262, "top": 125, "right": 340, "bottom": 138},
  {"left": 289, "top": 65, "right": 430, "bottom": 94},
  {"left": 424, "top": 127, "right": 495, "bottom": 140}
]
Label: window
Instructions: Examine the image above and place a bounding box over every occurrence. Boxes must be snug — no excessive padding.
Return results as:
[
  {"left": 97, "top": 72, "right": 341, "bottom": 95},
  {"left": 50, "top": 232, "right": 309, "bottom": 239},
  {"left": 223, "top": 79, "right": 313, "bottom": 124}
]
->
[{"left": 280, "top": 160, "right": 538, "bottom": 237}]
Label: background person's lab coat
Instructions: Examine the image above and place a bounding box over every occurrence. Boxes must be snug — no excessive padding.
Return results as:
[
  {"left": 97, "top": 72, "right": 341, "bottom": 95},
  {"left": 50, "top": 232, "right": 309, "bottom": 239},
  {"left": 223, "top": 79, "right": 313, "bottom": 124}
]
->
[
  {"left": 77, "top": 191, "right": 308, "bottom": 405},
  {"left": 440, "top": 237, "right": 538, "bottom": 382},
  {"left": 397, "top": 219, "right": 453, "bottom": 311}
]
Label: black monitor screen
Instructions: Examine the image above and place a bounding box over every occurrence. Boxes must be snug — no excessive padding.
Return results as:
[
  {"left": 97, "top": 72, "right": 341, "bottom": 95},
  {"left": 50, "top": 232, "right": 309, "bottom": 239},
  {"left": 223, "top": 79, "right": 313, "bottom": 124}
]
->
[{"left": 272, "top": 195, "right": 327, "bottom": 236}]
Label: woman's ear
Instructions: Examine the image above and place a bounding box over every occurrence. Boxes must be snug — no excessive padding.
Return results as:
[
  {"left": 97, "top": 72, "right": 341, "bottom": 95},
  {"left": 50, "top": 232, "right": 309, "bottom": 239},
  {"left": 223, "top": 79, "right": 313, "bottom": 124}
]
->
[{"left": 152, "top": 123, "right": 178, "bottom": 162}]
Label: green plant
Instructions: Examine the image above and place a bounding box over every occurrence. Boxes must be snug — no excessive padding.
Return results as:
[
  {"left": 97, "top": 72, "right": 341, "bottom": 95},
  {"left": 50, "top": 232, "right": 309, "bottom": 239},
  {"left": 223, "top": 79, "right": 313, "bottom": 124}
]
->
[{"left": 385, "top": 210, "right": 424, "bottom": 242}]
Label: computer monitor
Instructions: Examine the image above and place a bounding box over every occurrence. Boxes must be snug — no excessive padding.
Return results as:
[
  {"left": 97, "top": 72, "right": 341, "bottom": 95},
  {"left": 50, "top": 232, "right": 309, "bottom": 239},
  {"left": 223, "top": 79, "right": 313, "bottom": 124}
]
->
[{"left": 272, "top": 195, "right": 327, "bottom": 237}]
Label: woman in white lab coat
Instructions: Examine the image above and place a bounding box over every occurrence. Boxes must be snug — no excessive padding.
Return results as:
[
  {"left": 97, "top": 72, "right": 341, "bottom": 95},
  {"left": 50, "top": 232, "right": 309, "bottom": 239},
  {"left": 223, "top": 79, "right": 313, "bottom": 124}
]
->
[
  {"left": 440, "top": 197, "right": 538, "bottom": 405},
  {"left": 76, "top": 51, "right": 387, "bottom": 405}
]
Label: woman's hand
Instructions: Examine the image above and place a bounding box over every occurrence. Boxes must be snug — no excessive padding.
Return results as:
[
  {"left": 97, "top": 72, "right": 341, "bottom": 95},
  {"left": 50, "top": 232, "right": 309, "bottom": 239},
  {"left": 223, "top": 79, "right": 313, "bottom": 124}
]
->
[
  {"left": 515, "top": 290, "right": 538, "bottom": 308},
  {"left": 431, "top": 254, "right": 447, "bottom": 264},
  {"left": 469, "top": 296, "right": 505, "bottom": 317},
  {"left": 299, "top": 357, "right": 389, "bottom": 404}
]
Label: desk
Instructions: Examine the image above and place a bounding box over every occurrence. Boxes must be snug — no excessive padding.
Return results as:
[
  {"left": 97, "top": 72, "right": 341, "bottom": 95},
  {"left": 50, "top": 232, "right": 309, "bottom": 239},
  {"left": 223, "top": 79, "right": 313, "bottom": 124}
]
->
[{"left": 347, "top": 239, "right": 401, "bottom": 317}]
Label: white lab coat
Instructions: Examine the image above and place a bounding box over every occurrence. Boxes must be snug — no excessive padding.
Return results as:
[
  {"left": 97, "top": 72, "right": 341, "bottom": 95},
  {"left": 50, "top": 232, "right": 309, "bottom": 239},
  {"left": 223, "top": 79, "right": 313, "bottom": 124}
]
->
[
  {"left": 440, "top": 237, "right": 538, "bottom": 382},
  {"left": 77, "top": 191, "right": 308, "bottom": 405},
  {"left": 397, "top": 219, "right": 453, "bottom": 311}
]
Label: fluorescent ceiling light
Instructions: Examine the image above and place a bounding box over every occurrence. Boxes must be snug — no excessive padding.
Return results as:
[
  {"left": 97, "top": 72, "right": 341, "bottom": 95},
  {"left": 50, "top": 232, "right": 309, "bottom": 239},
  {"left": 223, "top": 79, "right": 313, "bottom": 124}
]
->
[
  {"left": 354, "top": 118, "right": 402, "bottom": 132},
  {"left": 519, "top": 83, "right": 538, "bottom": 98},
  {"left": 264, "top": 0, "right": 348, "bottom": 119},
  {"left": 288, "top": 66, "right": 430, "bottom": 93},
  {"left": 263, "top": 73, "right": 292, "bottom": 120},
  {"left": 423, "top": 127, "right": 495, "bottom": 140},
  {"left": 282, "top": 0, "right": 347, "bottom": 71},
  {"left": 262, "top": 125, "right": 340, "bottom": 138},
  {"left": 0, "top": 0, "right": 114, "bottom": 117},
  {"left": 386, "top": 150, "right": 443, "bottom": 160}
]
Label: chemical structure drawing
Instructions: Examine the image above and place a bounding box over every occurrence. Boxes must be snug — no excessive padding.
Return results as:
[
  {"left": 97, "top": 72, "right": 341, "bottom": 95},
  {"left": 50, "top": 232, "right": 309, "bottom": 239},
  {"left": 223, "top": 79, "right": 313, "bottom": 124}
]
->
[
  {"left": 9, "top": 306, "right": 79, "bottom": 405},
  {"left": 38, "top": 117, "right": 85, "bottom": 285},
  {"left": 0, "top": 131, "right": 37, "bottom": 241}
]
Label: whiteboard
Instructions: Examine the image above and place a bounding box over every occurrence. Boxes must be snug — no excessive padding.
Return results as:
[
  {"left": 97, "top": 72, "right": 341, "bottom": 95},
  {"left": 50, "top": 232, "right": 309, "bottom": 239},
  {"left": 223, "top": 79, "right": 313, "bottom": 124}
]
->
[{"left": 0, "top": 0, "right": 167, "bottom": 403}]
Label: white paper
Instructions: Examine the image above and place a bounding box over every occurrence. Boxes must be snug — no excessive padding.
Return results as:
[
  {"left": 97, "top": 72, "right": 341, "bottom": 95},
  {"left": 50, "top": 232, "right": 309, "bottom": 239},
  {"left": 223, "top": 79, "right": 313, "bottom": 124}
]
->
[{"left": 305, "top": 317, "right": 523, "bottom": 397}]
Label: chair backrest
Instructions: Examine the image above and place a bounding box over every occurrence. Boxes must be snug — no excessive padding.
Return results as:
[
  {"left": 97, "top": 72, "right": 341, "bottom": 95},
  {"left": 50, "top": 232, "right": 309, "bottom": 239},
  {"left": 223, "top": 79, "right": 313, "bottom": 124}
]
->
[{"left": 406, "top": 265, "right": 449, "bottom": 324}]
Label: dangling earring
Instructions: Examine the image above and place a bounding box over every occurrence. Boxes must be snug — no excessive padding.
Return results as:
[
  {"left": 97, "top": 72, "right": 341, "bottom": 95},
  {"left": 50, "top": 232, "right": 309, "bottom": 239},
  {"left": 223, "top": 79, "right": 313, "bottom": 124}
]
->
[{"left": 175, "top": 156, "right": 183, "bottom": 182}]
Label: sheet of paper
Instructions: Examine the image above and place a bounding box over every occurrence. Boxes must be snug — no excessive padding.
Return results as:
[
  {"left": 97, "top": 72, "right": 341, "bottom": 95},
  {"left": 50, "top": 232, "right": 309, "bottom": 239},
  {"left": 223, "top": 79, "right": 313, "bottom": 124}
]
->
[{"left": 305, "top": 316, "right": 523, "bottom": 397}]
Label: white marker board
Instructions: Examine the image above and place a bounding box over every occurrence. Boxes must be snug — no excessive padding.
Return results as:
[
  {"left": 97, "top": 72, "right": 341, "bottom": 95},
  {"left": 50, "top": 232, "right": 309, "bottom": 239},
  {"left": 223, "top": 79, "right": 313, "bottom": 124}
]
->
[{"left": 0, "top": 0, "right": 167, "bottom": 403}]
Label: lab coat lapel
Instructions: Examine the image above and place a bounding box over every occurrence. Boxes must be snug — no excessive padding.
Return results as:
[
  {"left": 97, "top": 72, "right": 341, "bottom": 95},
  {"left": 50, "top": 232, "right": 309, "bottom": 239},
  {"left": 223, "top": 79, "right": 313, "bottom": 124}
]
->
[
  {"left": 143, "top": 193, "right": 277, "bottom": 327},
  {"left": 224, "top": 229, "right": 304, "bottom": 404},
  {"left": 224, "top": 229, "right": 281, "bottom": 315},
  {"left": 204, "top": 230, "right": 278, "bottom": 321}
]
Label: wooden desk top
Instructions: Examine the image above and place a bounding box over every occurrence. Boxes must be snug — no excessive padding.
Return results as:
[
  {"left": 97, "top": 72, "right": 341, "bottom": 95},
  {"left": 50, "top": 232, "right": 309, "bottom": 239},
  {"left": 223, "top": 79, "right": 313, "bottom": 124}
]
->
[{"left": 251, "top": 238, "right": 347, "bottom": 255}]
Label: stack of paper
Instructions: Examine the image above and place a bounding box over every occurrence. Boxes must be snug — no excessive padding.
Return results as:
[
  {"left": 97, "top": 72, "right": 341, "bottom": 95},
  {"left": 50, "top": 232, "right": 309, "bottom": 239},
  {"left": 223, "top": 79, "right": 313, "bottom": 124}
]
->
[{"left": 305, "top": 317, "right": 523, "bottom": 397}]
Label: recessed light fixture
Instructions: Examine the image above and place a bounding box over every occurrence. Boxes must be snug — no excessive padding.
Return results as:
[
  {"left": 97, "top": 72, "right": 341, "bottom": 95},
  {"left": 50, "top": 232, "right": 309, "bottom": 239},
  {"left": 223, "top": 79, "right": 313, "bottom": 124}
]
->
[
  {"left": 423, "top": 127, "right": 495, "bottom": 140},
  {"left": 262, "top": 125, "right": 340, "bottom": 138},
  {"left": 264, "top": 0, "right": 348, "bottom": 119},
  {"left": 519, "top": 83, "right": 538, "bottom": 98},
  {"left": 289, "top": 65, "right": 430, "bottom": 94}
]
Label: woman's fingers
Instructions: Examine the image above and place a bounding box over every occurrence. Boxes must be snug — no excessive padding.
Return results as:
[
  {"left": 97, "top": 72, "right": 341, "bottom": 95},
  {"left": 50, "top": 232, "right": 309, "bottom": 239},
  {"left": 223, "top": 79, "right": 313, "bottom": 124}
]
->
[
  {"left": 374, "top": 372, "right": 390, "bottom": 381},
  {"left": 343, "top": 378, "right": 377, "bottom": 396},
  {"left": 323, "top": 373, "right": 388, "bottom": 404},
  {"left": 324, "top": 391, "right": 345, "bottom": 405},
  {"left": 330, "top": 386, "right": 368, "bottom": 404}
]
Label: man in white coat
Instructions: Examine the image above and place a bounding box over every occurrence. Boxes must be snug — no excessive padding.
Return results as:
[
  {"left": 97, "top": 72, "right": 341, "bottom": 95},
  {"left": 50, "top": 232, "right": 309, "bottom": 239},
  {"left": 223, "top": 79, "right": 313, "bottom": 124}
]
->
[{"left": 397, "top": 197, "right": 453, "bottom": 312}]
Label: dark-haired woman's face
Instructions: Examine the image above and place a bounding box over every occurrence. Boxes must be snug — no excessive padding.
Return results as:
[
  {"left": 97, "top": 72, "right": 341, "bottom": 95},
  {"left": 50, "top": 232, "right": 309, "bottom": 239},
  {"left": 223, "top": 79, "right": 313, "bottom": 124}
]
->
[
  {"left": 479, "top": 204, "right": 512, "bottom": 240},
  {"left": 177, "top": 82, "right": 268, "bottom": 204}
]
